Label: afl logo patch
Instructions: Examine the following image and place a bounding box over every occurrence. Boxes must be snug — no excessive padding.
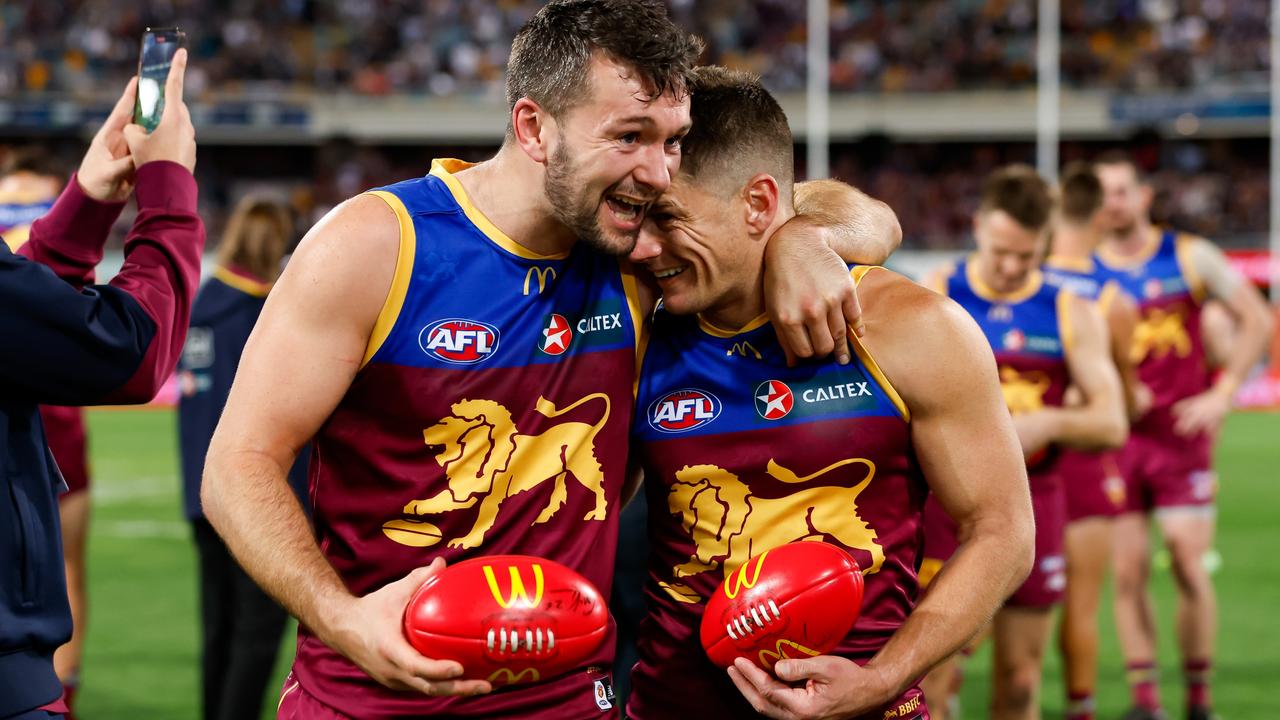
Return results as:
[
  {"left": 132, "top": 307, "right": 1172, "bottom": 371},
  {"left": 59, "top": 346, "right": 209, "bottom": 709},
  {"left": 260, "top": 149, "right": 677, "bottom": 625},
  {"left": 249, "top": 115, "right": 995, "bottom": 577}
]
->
[
  {"left": 419, "top": 319, "right": 500, "bottom": 364},
  {"left": 649, "top": 389, "right": 721, "bottom": 433},
  {"left": 754, "top": 380, "right": 794, "bottom": 420}
]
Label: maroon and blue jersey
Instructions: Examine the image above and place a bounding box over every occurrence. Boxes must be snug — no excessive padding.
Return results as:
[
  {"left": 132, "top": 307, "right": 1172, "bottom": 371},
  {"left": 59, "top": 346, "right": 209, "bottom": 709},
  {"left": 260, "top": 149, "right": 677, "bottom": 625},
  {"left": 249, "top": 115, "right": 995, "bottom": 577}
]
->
[
  {"left": 293, "top": 159, "right": 645, "bottom": 718},
  {"left": 937, "top": 258, "right": 1072, "bottom": 477},
  {"left": 1096, "top": 229, "right": 1211, "bottom": 418},
  {"left": 627, "top": 267, "right": 927, "bottom": 719}
]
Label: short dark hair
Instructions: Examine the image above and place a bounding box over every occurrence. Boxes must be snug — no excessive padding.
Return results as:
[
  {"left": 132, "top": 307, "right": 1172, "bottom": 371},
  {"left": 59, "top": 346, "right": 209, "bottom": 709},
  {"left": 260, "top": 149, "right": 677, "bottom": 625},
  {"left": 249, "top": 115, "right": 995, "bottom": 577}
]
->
[
  {"left": 1093, "top": 149, "right": 1142, "bottom": 180},
  {"left": 979, "top": 164, "right": 1052, "bottom": 231},
  {"left": 1059, "top": 161, "right": 1102, "bottom": 225},
  {"left": 505, "top": 0, "right": 703, "bottom": 122},
  {"left": 1, "top": 146, "right": 67, "bottom": 182},
  {"left": 679, "top": 66, "right": 793, "bottom": 197}
]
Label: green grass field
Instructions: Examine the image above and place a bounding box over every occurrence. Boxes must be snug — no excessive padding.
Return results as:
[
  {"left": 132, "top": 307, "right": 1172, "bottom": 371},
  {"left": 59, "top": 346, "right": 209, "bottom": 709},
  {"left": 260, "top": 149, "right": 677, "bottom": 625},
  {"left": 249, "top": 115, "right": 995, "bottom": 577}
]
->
[{"left": 74, "top": 409, "right": 1278, "bottom": 719}]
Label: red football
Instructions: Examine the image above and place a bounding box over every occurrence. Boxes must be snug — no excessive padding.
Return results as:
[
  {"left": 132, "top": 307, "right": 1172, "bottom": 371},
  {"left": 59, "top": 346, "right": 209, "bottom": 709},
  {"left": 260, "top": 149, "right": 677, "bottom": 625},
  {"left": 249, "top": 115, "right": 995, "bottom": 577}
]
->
[
  {"left": 700, "top": 541, "right": 864, "bottom": 673},
  {"left": 403, "top": 555, "right": 609, "bottom": 686}
]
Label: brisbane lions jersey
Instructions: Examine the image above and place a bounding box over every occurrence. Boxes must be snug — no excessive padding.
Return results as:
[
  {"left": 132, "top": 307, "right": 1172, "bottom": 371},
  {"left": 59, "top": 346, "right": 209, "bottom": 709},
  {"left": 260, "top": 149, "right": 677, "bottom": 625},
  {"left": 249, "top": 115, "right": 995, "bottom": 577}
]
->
[
  {"left": 627, "top": 266, "right": 928, "bottom": 719},
  {"left": 1096, "top": 229, "right": 1212, "bottom": 417},
  {"left": 939, "top": 258, "right": 1072, "bottom": 478},
  {"left": 293, "top": 160, "right": 644, "bottom": 718}
]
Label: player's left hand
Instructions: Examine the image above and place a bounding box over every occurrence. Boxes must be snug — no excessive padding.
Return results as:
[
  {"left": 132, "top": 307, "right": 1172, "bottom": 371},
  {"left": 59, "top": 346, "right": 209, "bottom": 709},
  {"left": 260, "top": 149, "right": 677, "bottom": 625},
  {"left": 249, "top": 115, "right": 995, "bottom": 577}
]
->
[
  {"left": 727, "top": 656, "right": 894, "bottom": 720},
  {"left": 764, "top": 217, "right": 861, "bottom": 367},
  {"left": 1171, "top": 386, "right": 1232, "bottom": 437}
]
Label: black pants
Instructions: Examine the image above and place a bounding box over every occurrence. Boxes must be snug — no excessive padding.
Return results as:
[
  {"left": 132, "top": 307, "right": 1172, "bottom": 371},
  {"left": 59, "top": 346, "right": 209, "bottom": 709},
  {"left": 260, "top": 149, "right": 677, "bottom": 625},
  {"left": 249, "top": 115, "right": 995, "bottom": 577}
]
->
[{"left": 192, "top": 518, "right": 288, "bottom": 720}]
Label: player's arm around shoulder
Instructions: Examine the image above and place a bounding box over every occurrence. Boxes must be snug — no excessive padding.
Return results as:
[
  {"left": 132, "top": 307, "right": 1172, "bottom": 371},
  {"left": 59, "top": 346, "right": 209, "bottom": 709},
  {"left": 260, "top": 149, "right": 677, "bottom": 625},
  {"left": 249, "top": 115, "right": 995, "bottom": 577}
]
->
[{"left": 201, "top": 194, "right": 492, "bottom": 697}]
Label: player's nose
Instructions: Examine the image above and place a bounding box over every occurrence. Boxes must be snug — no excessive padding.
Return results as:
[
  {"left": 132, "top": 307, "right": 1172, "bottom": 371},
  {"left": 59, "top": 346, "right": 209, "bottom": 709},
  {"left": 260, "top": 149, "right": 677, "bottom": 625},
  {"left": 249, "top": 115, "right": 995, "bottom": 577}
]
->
[
  {"left": 631, "top": 144, "right": 671, "bottom": 194},
  {"left": 630, "top": 222, "right": 663, "bottom": 264}
]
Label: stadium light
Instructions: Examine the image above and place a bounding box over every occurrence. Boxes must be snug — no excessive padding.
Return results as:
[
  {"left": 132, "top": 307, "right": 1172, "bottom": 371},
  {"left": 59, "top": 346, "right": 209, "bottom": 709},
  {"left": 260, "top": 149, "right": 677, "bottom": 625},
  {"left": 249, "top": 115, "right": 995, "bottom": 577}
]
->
[
  {"left": 1037, "top": 0, "right": 1060, "bottom": 182},
  {"left": 807, "top": 0, "right": 829, "bottom": 180}
]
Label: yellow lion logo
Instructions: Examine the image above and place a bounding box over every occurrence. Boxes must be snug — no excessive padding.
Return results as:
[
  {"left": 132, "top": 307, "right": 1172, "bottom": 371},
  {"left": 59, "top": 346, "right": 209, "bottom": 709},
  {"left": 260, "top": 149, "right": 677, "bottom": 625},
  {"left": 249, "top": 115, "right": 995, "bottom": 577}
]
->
[
  {"left": 999, "top": 366, "right": 1050, "bottom": 416},
  {"left": 1131, "top": 306, "right": 1191, "bottom": 363},
  {"left": 660, "top": 457, "right": 883, "bottom": 604},
  {"left": 381, "top": 393, "right": 610, "bottom": 549}
]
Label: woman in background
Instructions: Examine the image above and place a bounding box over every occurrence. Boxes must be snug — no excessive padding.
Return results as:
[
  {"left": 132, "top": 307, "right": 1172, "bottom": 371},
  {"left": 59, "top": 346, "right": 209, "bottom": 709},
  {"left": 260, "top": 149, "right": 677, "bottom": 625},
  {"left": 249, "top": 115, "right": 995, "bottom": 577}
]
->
[{"left": 178, "top": 195, "right": 309, "bottom": 720}]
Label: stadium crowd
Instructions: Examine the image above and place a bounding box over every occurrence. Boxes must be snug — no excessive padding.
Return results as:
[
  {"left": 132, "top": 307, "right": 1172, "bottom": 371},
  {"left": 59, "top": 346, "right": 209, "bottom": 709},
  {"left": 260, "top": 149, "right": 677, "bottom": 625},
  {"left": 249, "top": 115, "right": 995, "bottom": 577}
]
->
[{"left": 0, "top": 0, "right": 1271, "bottom": 97}]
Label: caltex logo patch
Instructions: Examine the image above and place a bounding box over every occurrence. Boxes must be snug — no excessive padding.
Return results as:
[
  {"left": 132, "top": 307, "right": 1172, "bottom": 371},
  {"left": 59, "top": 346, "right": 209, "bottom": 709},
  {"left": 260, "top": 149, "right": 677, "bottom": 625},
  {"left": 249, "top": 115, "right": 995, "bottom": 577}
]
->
[
  {"left": 540, "top": 313, "right": 573, "bottom": 355},
  {"left": 754, "top": 380, "right": 794, "bottom": 420},
  {"left": 419, "top": 319, "right": 500, "bottom": 364},
  {"left": 649, "top": 389, "right": 721, "bottom": 433}
]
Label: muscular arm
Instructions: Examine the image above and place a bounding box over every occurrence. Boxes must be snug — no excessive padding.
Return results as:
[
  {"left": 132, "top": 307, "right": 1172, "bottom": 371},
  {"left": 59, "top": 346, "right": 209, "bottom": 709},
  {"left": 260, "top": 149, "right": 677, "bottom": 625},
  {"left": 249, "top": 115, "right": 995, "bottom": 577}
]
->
[
  {"left": 856, "top": 272, "right": 1034, "bottom": 697},
  {"left": 201, "top": 194, "right": 488, "bottom": 696},
  {"left": 1103, "top": 287, "right": 1145, "bottom": 420},
  {"left": 730, "top": 272, "right": 1035, "bottom": 718},
  {"left": 1190, "top": 238, "right": 1274, "bottom": 396},
  {"left": 1020, "top": 295, "right": 1127, "bottom": 453},
  {"left": 793, "top": 179, "right": 902, "bottom": 265}
]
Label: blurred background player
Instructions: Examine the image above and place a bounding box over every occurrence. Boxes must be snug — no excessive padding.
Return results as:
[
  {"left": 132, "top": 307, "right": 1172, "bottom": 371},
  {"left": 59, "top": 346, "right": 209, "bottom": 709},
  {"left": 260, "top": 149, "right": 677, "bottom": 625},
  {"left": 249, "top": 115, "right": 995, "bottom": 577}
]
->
[
  {"left": 922, "top": 165, "right": 1127, "bottom": 720},
  {"left": 1, "top": 147, "right": 96, "bottom": 719},
  {"left": 626, "top": 66, "right": 1032, "bottom": 720},
  {"left": 1094, "top": 152, "right": 1274, "bottom": 720},
  {"left": 177, "top": 195, "right": 309, "bottom": 720},
  {"left": 1042, "top": 162, "right": 1142, "bottom": 720}
]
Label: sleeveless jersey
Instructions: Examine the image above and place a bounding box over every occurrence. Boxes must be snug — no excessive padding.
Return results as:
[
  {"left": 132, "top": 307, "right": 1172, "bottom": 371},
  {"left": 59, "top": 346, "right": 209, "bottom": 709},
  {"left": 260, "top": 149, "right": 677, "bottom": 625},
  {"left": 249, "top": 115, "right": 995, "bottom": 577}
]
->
[
  {"left": 939, "top": 259, "right": 1072, "bottom": 481},
  {"left": 294, "top": 159, "right": 644, "bottom": 718},
  {"left": 627, "top": 266, "right": 926, "bottom": 719},
  {"left": 1096, "top": 229, "right": 1211, "bottom": 416}
]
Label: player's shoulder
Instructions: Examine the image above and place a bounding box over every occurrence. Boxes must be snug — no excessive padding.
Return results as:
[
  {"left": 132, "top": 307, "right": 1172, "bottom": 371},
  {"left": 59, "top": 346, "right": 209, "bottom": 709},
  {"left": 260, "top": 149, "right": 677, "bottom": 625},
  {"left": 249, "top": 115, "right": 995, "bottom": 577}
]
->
[
  {"left": 856, "top": 266, "right": 981, "bottom": 348},
  {"left": 370, "top": 173, "right": 459, "bottom": 217}
]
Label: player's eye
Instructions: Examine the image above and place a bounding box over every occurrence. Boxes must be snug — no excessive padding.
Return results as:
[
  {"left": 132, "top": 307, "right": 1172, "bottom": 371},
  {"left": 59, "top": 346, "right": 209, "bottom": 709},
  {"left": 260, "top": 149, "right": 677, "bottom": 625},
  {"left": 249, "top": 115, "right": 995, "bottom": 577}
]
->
[
  {"left": 665, "top": 135, "right": 683, "bottom": 149},
  {"left": 620, "top": 132, "right": 640, "bottom": 145}
]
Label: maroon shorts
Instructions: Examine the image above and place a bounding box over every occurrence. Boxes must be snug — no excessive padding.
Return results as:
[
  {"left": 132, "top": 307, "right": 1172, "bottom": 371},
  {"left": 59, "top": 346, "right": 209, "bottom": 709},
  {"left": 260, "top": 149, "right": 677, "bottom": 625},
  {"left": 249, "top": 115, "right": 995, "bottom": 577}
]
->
[
  {"left": 278, "top": 669, "right": 622, "bottom": 720},
  {"left": 1058, "top": 449, "right": 1126, "bottom": 522},
  {"left": 39, "top": 405, "right": 90, "bottom": 497},
  {"left": 1118, "top": 418, "right": 1215, "bottom": 513},
  {"left": 1006, "top": 473, "right": 1066, "bottom": 608}
]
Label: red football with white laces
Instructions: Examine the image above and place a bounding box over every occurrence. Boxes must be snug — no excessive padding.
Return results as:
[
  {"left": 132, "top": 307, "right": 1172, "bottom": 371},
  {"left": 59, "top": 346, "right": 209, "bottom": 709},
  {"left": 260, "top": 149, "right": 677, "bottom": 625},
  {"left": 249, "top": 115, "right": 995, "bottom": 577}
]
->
[
  {"left": 403, "top": 555, "right": 609, "bottom": 686},
  {"left": 699, "top": 541, "right": 863, "bottom": 673}
]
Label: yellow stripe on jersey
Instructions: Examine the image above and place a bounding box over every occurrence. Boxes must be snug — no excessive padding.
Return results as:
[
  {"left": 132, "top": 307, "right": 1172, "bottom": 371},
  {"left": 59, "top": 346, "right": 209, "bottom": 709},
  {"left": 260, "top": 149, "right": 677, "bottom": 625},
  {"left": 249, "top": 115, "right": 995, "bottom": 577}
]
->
[
  {"left": 849, "top": 266, "right": 911, "bottom": 422},
  {"left": 1057, "top": 288, "right": 1078, "bottom": 354},
  {"left": 429, "top": 159, "right": 570, "bottom": 261},
  {"left": 1097, "top": 279, "right": 1120, "bottom": 317},
  {"left": 1044, "top": 254, "right": 1094, "bottom": 273},
  {"left": 1174, "top": 233, "right": 1208, "bottom": 304},
  {"left": 696, "top": 313, "right": 770, "bottom": 337},
  {"left": 1096, "top": 225, "right": 1162, "bottom": 270},
  {"left": 619, "top": 258, "right": 650, "bottom": 399},
  {"left": 212, "top": 265, "right": 272, "bottom": 298},
  {"left": 361, "top": 190, "right": 417, "bottom": 369}
]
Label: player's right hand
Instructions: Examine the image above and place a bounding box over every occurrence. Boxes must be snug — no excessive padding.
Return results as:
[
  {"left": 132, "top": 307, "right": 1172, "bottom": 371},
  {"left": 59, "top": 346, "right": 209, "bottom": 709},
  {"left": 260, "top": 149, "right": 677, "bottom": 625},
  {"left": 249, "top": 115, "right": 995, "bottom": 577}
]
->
[
  {"left": 123, "top": 48, "right": 197, "bottom": 173},
  {"left": 321, "top": 557, "right": 493, "bottom": 697},
  {"left": 77, "top": 76, "right": 138, "bottom": 202}
]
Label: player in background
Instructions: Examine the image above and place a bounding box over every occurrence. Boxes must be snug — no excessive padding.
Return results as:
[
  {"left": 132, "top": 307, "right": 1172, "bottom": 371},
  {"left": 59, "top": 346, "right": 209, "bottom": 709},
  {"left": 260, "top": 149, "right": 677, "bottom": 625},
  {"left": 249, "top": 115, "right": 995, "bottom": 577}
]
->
[
  {"left": 625, "top": 67, "right": 1033, "bottom": 720},
  {"left": 1094, "top": 152, "right": 1274, "bottom": 720},
  {"left": 178, "top": 195, "right": 310, "bottom": 720},
  {"left": 201, "top": 2, "right": 901, "bottom": 717},
  {"left": 921, "top": 165, "right": 1127, "bottom": 720},
  {"left": 1, "top": 149, "right": 94, "bottom": 718},
  {"left": 1041, "top": 162, "right": 1141, "bottom": 720}
]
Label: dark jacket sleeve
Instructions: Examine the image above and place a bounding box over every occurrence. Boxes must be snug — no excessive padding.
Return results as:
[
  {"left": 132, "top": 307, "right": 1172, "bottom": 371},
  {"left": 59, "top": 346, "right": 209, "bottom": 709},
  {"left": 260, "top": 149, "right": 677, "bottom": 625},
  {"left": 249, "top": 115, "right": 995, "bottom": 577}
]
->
[
  {"left": 0, "top": 161, "right": 205, "bottom": 405},
  {"left": 17, "top": 174, "right": 125, "bottom": 288}
]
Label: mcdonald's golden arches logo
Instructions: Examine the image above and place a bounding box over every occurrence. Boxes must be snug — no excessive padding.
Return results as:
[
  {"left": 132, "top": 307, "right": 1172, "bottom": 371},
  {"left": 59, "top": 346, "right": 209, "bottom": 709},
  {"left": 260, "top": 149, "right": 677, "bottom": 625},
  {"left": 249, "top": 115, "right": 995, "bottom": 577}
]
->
[
  {"left": 483, "top": 564, "right": 545, "bottom": 609},
  {"left": 723, "top": 550, "right": 769, "bottom": 599},
  {"left": 727, "top": 341, "right": 762, "bottom": 360},
  {"left": 488, "top": 667, "right": 540, "bottom": 685},
  {"left": 524, "top": 266, "right": 557, "bottom": 295},
  {"left": 757, "top": 638, "right": 821, "bottom": 670}
]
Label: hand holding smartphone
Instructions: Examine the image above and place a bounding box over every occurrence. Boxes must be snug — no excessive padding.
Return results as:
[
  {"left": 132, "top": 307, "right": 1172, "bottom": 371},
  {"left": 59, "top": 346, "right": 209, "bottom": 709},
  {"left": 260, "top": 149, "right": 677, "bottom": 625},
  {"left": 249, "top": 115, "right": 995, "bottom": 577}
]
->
[{"left": 134, "top": 28, "right": 186, "bottom": 133}]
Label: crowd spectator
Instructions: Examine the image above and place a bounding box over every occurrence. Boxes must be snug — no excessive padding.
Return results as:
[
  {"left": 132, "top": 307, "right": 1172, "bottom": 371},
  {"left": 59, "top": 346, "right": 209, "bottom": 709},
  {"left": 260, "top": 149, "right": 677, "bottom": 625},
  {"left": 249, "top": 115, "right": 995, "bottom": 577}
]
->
[{"left": 0, "top": 1, "right": 1269, "bottom": 98}]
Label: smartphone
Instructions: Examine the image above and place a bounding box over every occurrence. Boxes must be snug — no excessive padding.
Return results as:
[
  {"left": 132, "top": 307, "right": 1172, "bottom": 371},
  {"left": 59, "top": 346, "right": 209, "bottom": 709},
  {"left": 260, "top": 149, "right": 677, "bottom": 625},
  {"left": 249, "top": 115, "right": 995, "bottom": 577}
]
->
[{"left": 134, "top": 27, "right": 186, "bottom": 132}]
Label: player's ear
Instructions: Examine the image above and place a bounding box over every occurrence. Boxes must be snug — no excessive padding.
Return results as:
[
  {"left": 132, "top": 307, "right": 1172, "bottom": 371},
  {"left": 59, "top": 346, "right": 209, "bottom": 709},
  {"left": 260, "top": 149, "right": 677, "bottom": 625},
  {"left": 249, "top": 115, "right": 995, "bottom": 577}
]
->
[
  {"left": 742, "top": 173, "right": 780, "bottom": 235},
  {"left": 512, "top": 97, "right": 552, "bottom": 164}
]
